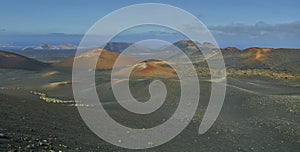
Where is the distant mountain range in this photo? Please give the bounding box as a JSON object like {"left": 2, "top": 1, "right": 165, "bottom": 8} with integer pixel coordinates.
{"left": 0, "top": 40, "right": 299, "bottom": 78}
{"left": 22, "top": 43, "right": 77, "bottom": 51}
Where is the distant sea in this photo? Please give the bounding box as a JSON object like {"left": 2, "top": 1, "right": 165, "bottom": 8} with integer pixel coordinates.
{"left": 0, "top": 34, "right": 83, "bottom": 48}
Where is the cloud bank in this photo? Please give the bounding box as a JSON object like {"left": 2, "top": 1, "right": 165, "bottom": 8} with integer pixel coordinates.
{"left": 209, "top": 21, "right": 300, "bottom": 48}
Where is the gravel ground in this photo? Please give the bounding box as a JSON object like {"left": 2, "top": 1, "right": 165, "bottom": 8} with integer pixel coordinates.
{"left": 0, "top": 76, "right": 300, "bottom": 151}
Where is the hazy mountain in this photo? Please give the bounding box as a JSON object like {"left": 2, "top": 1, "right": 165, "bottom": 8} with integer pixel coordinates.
{"left": 170, "top": 40, "right": 218, "bottom": 54}
{"left": 22, "top": 43, "right": 77, "bottom": 51}
{"left": 0, "top": 50, "right": 49, "bottom": 70}
{"left": 171, "top": 40, "right": 201, "bottom": 55}
{"left": 160, "top": 40, "right": 220, "bottom": 63}
{"left": 102, "top": 42, "right": 154, "bottom": 54}
{"left": 102, "top": 42, "right": 132, "bottom": 53}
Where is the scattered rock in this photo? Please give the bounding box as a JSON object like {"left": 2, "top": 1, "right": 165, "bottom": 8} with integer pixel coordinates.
{"left": 147, "top": 141, "right": 154, "bottom": 146}
{"left": 0, "top": 133, "right": 6, "bottom": 138}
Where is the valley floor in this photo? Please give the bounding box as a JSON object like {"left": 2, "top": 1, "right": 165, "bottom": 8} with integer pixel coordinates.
{"left": 0, "top": 75, "right": 299, "bottom": 151}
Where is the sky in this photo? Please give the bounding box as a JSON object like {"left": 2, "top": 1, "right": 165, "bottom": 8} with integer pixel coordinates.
{"left": 0, "top": 0, "right": 299, "bottom": 48}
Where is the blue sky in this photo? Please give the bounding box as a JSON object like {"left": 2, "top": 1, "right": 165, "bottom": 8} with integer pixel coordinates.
{"left": 0, "top": 0, "right": 299, "bottom": 48}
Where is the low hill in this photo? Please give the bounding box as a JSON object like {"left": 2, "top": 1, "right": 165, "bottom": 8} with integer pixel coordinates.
{"left": 222, "top": 47, "right": 300, "bottom": 73}
{"left": 55, "top": 49, "right": 177, "bottom": 78}
{"left": 54, "top": 48, "right": 138, "bottom": 69}
{"left": 0, "top": 50, "right": 49, "bottom": 70}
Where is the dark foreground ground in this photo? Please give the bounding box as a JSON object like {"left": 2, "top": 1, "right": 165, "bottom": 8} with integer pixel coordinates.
{"left": 0, "top": 71, "right": 299, "bottom": 152}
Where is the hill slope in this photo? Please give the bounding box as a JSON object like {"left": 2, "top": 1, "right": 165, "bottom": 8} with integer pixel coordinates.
{"left": 0, "top": 50, "right": 49, "bottom": 70}
{"left": 55, "top": 49, "right": 177, "bottom": 78}
{"left": 54, "top": 48, "right": 137, "bottom": 69}
{"left": 222, "top": 48, "right": 300, "bottom": 73}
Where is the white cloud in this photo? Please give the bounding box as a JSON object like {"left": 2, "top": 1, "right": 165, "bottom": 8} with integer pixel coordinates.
{"left": 209, "top": 21, "right": 300, "bottom": 38}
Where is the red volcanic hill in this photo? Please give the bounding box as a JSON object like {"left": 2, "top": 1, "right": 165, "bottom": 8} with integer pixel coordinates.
{"left": 244, "top": 47, "right": 272, "bottom": 62}
{"left": 55, "top": 49, "right": 177, "bottom": 78}
{"left": 132, "top": 61, "right": 176, "bottom": 78}
{"left": 0, "top": 50, "right": 49, "bottom": 70}
{"left": 113, "top": 60, "right": 177, "bottom": 79}
{"left": 55, "top": 48, "right": 137, "bottom": 69}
